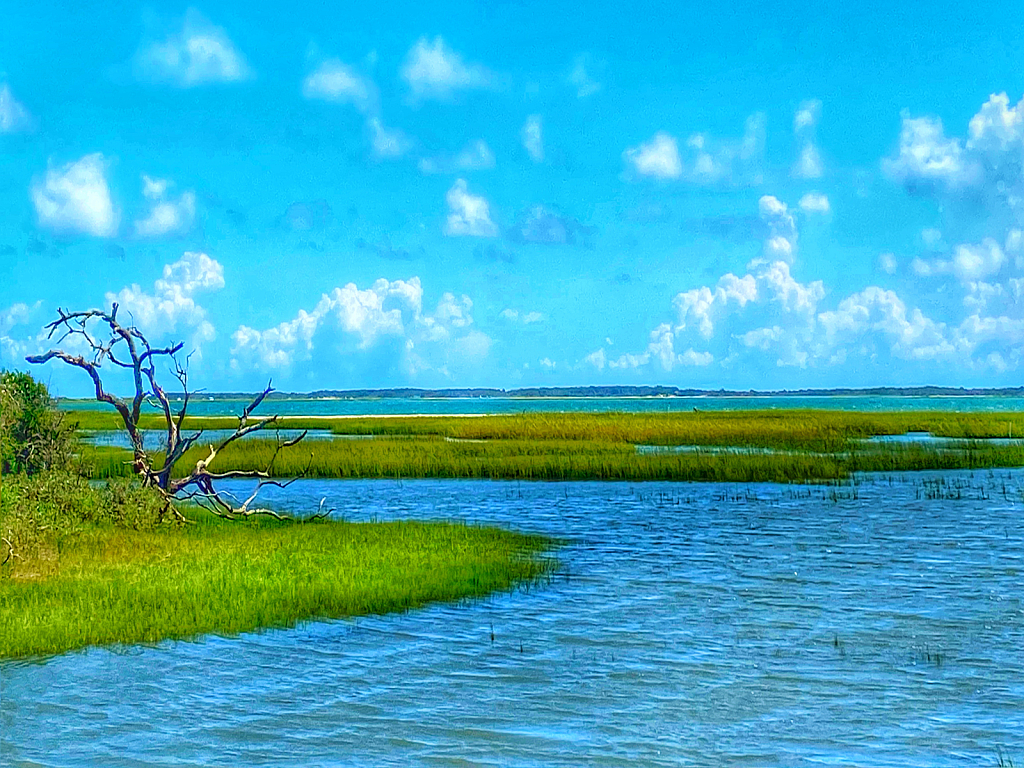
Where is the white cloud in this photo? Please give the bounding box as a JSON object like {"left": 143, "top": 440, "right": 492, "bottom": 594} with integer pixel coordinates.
{"left": 668, "top": 114, "right": 767, "bottom": 186}
{"left": 910, "top": 237, "right": 1007, "bottom": 283}
{"left": 134, "top": 10, "right": 251, "bottom": 87}
{"left": 31, "top": 153, "right": 118, "bottom": 237}
{"left": 568, "top": 55, "right": 601, "bottom": 98}
{"left": 419, "top": 139, "right": 495, "bottom": 174}
{"left": 878, "top": 253, "right": 898, "bottom": 274}
{"left": 444, "top": 179, "right": 498, "bottom": 237}
{"left": 522, "top": 115, "right": 543, "bottom": 162}
{"left": 793, "top": 144, "right": 822, "bottom": 181}
{"left": 679, "top": 349, "right": 714, "bottom": 367}
{"left": 302, "top": 59, "right": 377, "bottom": 114}
{"left": 231, "top": 277, "right": 490, "bottom": 377}
{"left": 584, "top": 348, "right": 606, "bottom": 370}
{"left": 792, "top": 100, "right": 823, "bottom": 179}
{"left": 500, "top": 308, "right": 543, "bottom": 324}
{"left": 798, "top": 192, "right": 830, "bottom": 214}
{"left": 882, "top": 111, "right": 979, "bottom": 191}
{"left": 0, "top": 302, "right": 35, "bottom": 336}
{"left": 106, "top": 252, "right": 224, "bottom": 349}
{"left": 539, "top": 357, "right": 557, "bottom": 370}
{"left": 134, "top": 175, "right": 196, "bottom": 238}
{"left": 0, "top": 83, "right": 33, "bottom": 133}
{"left": 951, "top": 239, "right": 1006, "bottom": 281}
{"left": 401, "top": 37, "right": 490, "bottom": 101}
{"left": 623, "top": 132, "right": 682, "bottom": 179}
{"left": 758, "top": 195, "right": 798, "bottom": 262}
{"left": 605, "top": 323, "right": 715, "bottom": 372}
{"left": 0, "top": 302, "right": 43, "bottom": 365}
{"left": 368, "top": 118, "right": 413, "bottom": 158}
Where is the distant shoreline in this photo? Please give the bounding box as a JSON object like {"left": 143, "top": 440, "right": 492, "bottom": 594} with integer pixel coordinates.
{"left": 56, "top": 386, "right": 1024, "bottom": 404}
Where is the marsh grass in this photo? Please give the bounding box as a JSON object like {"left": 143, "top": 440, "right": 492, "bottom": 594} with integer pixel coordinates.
{"left": 0, "top": 510, "right": 553, "bottom": 659}
{"left": 71, "top": 409, "right": 1024, "bottom": 483}
{"left": 66, "top": 408, "right": 1024, "bottom": 446}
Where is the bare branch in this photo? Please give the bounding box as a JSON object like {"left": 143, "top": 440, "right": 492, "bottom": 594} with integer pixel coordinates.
{"left": 27, "top": 308, "right": 311, "bottom": 521}
{"left": 1, "top": 537, "right": 16, "bottom": 567}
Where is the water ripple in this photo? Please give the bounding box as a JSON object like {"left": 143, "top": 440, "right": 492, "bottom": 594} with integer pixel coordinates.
{"left": 2, "top": 471, "right": 1024, "bottom": 766}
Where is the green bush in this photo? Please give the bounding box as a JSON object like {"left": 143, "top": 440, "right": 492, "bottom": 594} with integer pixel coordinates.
{"left": 1, "top": 472, "right": 170, "bottom": 579}
{"left": 0, "top": 370, "right": 77, "bottom": 475}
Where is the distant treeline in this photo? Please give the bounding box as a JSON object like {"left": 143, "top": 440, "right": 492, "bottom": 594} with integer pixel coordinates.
{"left": 60, "top": 385, "right": 1024, "bottom": 402}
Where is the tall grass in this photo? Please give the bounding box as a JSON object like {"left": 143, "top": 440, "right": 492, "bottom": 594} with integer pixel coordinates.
{"left": 74, "top": 409, "right": 1024, "bottom": 484}
{"left": 0, "top": 513, "right": 553, "bottom": 659}
{"left": 66, "top": 408, "right": 1024, "bottom": 449}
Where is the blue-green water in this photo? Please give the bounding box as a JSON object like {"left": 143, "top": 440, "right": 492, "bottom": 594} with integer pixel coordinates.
{"left": 2, "top": 473, "right": 1023, "bottom": 766}
{"left": 59, "top": 395, "right": 1024, "bottom": 417}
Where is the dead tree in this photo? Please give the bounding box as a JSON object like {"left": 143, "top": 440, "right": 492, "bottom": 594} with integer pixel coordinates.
{"left": 27, "top": 303, "right": 326, "bottom": 521}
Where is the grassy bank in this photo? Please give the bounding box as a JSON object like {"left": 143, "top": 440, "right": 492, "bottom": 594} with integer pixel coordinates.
{"left": 68, "top": 408, "right": 1024, "bottom": 448}
{"left": 77, "top": 423, "right": 1024, "bottom": 483}
{"left": 0, "top": 501, "right": 552, "bottom": 659}
{"left": 85, "top": 436, "right": 850, "bottom": 483}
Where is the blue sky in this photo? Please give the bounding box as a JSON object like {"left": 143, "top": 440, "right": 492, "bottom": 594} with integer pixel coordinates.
{"left": 4, "top": 1, "right": 1024, "bottom": 395}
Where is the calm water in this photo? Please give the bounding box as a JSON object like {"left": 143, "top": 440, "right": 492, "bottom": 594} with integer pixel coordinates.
{"left": 3, "top": 473, "right": 1023, "bottom": 766}
{"left": 60, "top": 394, "right": 1024, "bottom": 417}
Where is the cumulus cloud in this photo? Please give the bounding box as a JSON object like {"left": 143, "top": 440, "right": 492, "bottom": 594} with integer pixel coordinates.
{"left": 586, "top": 324, "right": 713, "bottom": 373}
{"left": 31, "top": 153, "right": 118, "bottom": 237}
{"left": 134, "top": 10, "right": 251, "bottom": 87}
{"left": 911, "top": 238, "right": 1007, "bottom": 282}
{"left": 792, "top": 100, "right": 823, "bottom": 179}
{"left": 758, "top": 195, "right": 799, "bottom": 262}
{"left": 0, "top": 83, "right": 33, "bottom": 133}
{"left": 418, "top": 139, "right": 495, "bottom": 174}
{"left": 605, "top": 188, "right": 1024, "bottom": 375}
{"left": 798, "top": 192, "right": 830, "bottom": 214}
{"left": 883, "top": 112, "right": 976, "bottom": 192}
{"left": 231, "top": 277, "right": 490, "bottom": 378}
{"left": 597, "top": 192, "right": 990, "bottom": 374}
{"left": 879, "top": 93, "right": 1024, "bottom": 363}
{"left": 0, "top": 301, "right": 44, "bottom": 365}
{"left": 134, "top": 175, "right": 196, "bottom": 238}
{"left": 881, "top": 92, "right": 1024, "bottom": 198}
{"left": 444, "top": 179, "right": 498, "bottom": 237}
{"left": 302, "top": 58, "right": 378, "bottom": 114}
{"left": 105, "top": 252, "right": 224, "bottom": 350}
{"left": 500, "top": 308, "right": 543, "bottom": 324}
{"left": 683, "top": 114, "right": 766, "bottom": 186}
{"left": 568, "top": 55, "right": 601, "bottom": 98}
{"left": 522, "top": 115, "right": 543, "bottom": 162}
{"left": 623, "top": 132, "right": 682, "bottom": 179}
{"left": 401, "top": 37, "right": 490, "bottom": 101}
{"left": 368, "top": 118, "right": 413, "bottom": 158}
{"left": 624, "top": 116, "right": 766, "bottom": 185}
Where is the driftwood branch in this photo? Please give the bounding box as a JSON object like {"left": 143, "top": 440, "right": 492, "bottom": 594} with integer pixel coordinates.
{"left": 26, "top": 305, "right": 314, "bottom": 521}
{"left": 1, "top": 537, "right": 16, "bottom": 567}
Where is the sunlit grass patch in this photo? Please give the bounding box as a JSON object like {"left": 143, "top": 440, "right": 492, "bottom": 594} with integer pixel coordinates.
{"left": 72, "top": 409, "right": 1024, "bottom": 484}
{"left": 0, "top": 513, "right": 553, "bottom": 659}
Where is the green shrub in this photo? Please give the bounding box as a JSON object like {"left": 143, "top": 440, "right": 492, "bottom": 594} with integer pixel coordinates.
{"left": 1, "top": 473, "right": 169, "bottom": 579}
{"left": 0, "top": 370, "right": 77, "bottom": 475}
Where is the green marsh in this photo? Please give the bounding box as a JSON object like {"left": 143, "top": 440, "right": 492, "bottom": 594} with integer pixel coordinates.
{"left": 74, "top": 409, "right": 1024, "bottom": 483}
{"left": 0, "top": 501, "right": 552, "bottom": 659}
